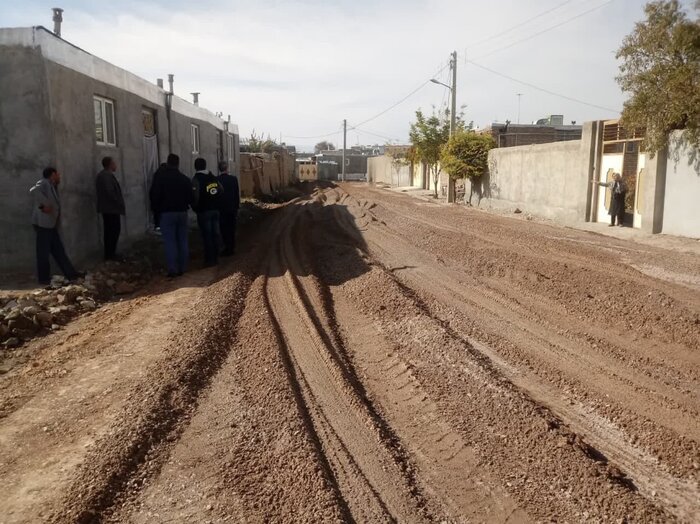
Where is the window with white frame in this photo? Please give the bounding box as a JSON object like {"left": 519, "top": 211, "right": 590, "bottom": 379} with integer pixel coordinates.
{"left": 191, "top": 124, "right": 200, "bottom": 154}
{"left": 94, "top": 96, "right": 116, "bottom": 146}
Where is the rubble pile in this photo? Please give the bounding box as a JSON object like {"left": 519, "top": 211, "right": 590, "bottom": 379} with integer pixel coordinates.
{"left": 0, "top": 254, "right": 157, "bottom": 352}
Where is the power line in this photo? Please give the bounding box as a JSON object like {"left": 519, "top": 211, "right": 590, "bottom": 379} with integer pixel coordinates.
{"left": 284, "top": 61, "right": 448, "bottom": 143}
{"left": 347, "top": 125, "right": 398, "bottom": 142}
{"left": 466, "top": 0, "right": 574, "bottom": 49}
{"left": 351, "top": 61, "right": 450, "bottom": 129}
{"left": 472, "top": 0, "right": 617, "bottom": 61}
{"left": 467, "top": 60, "right": 619, "bottom": 113}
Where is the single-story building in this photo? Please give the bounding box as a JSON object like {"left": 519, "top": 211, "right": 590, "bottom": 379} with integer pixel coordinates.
{"left": 0, "top": 26, "right": 241, "bottom": 272}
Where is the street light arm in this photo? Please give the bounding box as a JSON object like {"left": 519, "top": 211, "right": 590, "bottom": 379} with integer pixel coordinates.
{"left": 430, "top": 78, "right": 452, "bottom": 90}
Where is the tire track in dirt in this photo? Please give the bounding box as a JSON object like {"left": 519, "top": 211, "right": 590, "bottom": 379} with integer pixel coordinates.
{"left": 354, "top": 189, "right": 700, "bottom": 466}
{"left": 326, "top": 184, "right": 691, "bottom": 521}
{"left": 263, "top": 204, "right": 434, "bottom": 522}
{"left": 0, "top": 274, "right": 215, "bottom": 524}
{"left": 46, "top": 259, "right": 259, "bottom": 522}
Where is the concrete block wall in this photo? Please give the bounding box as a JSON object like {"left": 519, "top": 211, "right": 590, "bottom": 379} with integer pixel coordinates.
{"left": 0, "top": 27, "right": 239, "bottom": 273}
{"left": 0, "top": 45, "right": 55, "bottom": 268}
{"left": 478, "top": 122, "right": 596, "bottom": 222}
{"left": 367, "top": 155, "right": 412, "bottom": 186}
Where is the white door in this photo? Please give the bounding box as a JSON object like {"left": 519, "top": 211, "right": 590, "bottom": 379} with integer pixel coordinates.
{"left": 597, "top": 154, "right": 623, "bottom": 223}
{"left": 633, "top": 154, "right": 645, "bottom": 229}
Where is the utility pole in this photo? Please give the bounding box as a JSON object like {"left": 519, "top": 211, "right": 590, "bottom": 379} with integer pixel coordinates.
{"left": 342, "top": 119, "right": 347, "bottom": 182}
{"left": 516, "top": 93, "right": 523, "bottom": 124}
{"left": 447, "top": 50, "right": 457, "bottom": 203}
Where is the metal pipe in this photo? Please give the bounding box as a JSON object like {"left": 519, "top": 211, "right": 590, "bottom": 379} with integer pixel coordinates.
{"left": 52, "top": 8, "right": 63, "bottom": 37}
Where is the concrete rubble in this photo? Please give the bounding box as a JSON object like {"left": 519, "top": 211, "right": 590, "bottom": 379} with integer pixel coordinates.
{"left": 0, "top": 255, "right": 155, "bottom": 353}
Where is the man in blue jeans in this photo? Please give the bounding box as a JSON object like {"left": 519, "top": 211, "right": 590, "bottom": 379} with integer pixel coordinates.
{"left": 191, "top": 158, "right": 224, "bottom": 267}
{"left": 149, "top": 154, "right": 193, "bottom": 278}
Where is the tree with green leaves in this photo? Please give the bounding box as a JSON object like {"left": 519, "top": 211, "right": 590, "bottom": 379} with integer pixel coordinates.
{"left": 616, "top": 0, "right": 700, "bottom": 155}
{"left": 409, "top": 108, "right": 456, "bottom": 198}
{"left": 314, "top": 141, "right": 336, "bottom": 154}
{"left": 441, "top": 131, "right": 495, "bottom": 205}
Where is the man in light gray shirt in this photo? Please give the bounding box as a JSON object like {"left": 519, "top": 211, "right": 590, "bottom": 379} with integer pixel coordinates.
{"left": 30, "top": 167, "right": 81, "bottom": 285}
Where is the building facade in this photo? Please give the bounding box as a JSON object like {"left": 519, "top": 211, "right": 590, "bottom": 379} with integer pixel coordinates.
{"left": 0, "top": 26, "right": 240, "bottom": 272}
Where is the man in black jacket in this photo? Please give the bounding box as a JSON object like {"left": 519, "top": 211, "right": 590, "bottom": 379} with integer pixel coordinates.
{"left": 191, "top": 158, "right": 224, "bottom": 267}
{"left": 150, "top": 154, "right": 193, "bottom": 277}
{"left": 96, "top": 156, "right": 126, "bottom": 261}
{"left": 217, "top": 161, "right": 240, "bottom": 256}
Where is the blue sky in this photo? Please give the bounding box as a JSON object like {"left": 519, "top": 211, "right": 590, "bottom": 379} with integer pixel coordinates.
{"left": 1, "top": 1, "right": 685, "bottom": 149}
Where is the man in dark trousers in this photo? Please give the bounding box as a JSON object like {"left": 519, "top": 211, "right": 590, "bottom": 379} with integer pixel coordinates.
{"left": 594, "top": 172, "right": 627, "bottom": 227}
{"left": 150, "top": 154, "right": 193, "bottom": 278}
{"left": 191, "top": 158, "right": 224, "bottom": 267}
{"left": 30, "top": 167, "right": 83, "bottom": 285}
{"left": 217, "top": 161, "right": 240, "bottom": 256}
{"left": 96, "top": 156, "right": 126, "bottom": 260}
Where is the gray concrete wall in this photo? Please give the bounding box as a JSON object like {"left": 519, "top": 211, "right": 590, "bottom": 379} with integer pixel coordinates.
{"left": 367, "top": 155, "right": 411, "bottom": 186}
{"left": 478, "top": 123, "right": 595, "bottom": 222}
{"left": 0, "top": 27, "right": 240, "bottom": 273}
{"left": 661, "top": 132, "right": 700, "bottom": 238}
{"left": 0, "top": 45, "right": 55, "bottom": 270}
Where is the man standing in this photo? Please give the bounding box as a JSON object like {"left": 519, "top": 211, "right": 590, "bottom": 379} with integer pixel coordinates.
{"left": 191, "top": 158, "right": 224, "bottom": 267}
{"left": 150, "top": 154, "right": 193, "bottom": 278}
{"left": 96, "top": 156, "right": 126, "bottom": 260}
{"left": 217, "top": 161, "right": 240, "bottom": 256}
{"left": 30, "top": 167, "right": 82, "bottom": 285}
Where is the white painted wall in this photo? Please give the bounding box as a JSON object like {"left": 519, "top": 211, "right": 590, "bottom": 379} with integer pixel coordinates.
{"left": 662, "top": 132, "right": 700, "bottom": 238}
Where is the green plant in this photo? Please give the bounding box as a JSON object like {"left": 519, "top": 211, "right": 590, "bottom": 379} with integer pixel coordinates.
{"left": 441, "top": 130, "right": 495, "bottom": 204}
{"left": 409, "top": 108, "right": 455, "bottom": 197}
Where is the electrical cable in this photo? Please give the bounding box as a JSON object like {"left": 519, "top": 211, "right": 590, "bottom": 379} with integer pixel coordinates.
{"left": 466, "top": 0, "right": 575, "bottom": 49}
{"left": 347, "top": 125, "right": 398, "bottom": 142}
{"left": 350, "top": 61, "right": 450, "bottom": 129}
{"left": 472, "top": 0, "right": 617, "bottom": 60}
{"left": 467, "top": 60, "right": 619, "bottom": 113}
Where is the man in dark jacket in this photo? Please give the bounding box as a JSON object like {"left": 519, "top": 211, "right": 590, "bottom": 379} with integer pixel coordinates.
{"left": 30, "top": 167, "right": 83, "bottom": 285}
{"left": 191, "top": 158, "right": 224, "bottom": 267}
{"left": 96, "top": 156, "right": 126, "bottom": 260}
{"left": 150, "top": 154, "right": 194, "bottom": 278}
{"left": 594, "top": 172, "right": 627, "bottom": 227}
{"left": 217, "top": 161, "right": 240, "bottom": 256}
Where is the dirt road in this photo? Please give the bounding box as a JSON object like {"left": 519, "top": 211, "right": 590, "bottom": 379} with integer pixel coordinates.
{"left": 1, "top": 182, "right": 698, "bottom": 523}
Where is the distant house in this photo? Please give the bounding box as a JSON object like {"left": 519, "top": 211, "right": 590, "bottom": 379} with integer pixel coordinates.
{"left": 489, "top": 115, "right": 582, "bottom": 147}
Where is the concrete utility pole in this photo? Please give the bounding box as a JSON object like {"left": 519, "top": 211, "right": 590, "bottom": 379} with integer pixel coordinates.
{"left": 342, "top": 119, "right": 347, "bottom": 182}
{"left": 447, "top": 50, "right": 457, "bottom": 203}
{"left": 516, "top": 93, "right": 523, "bottom": 124}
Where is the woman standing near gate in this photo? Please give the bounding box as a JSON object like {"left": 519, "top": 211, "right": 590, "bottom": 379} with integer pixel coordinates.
{"left": 594, "top": 172, "right": 627, "bottom": 227}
